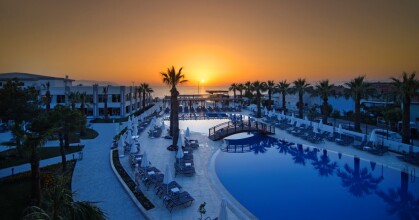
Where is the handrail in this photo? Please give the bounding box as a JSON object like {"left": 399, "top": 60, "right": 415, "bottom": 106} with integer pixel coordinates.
{"left": 208, "top": 120, "right": 275, "bottom": 140}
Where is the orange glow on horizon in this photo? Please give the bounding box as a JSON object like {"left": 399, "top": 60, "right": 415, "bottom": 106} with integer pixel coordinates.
{"left": 0, "top": 1, "right": 418, "bottom": 86}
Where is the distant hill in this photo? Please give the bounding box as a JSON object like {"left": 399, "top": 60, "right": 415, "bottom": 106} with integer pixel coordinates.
{"left": 73, "top": 80, "right": 119, "bottom": 86}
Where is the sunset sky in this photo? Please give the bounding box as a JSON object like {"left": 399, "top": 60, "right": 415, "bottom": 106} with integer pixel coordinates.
{"left": 1, "top": 0, "right": 418, "bottom": 86}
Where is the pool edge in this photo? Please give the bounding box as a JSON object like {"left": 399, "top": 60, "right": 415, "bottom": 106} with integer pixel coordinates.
{"left": 208, "top": 148, "right": 258, "bottom": 220}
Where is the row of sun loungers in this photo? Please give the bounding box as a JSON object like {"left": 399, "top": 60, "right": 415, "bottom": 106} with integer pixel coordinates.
{"left": 170, "top": 106, "right": 242, "bottom": 114}
{"left": 133, "top": 164, "right": 195, "bottom": 212}
{"left": 164, "top": 191, "right": 195, "bottom": 212}
{"left": 175, "top": 147, "right": 196, "bottom": 176}
{"left": 148, "top": 126, "right": 162, "bottom": 138}
{"left": 352, "top": 139, "right": 389, "bottom": 155}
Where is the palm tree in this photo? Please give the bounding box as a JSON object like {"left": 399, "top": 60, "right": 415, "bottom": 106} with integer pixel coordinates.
{"left": 391, "top": 72, "right": 419, "bottom": 144}
{"left": 236, "top": 83, "right": 244, "bottom": 105}
{"left": 43, "top": 81, "right": 52, "bottom": 112}
{"left": 229, "top": 83, "right": 238, "bottom": 102}
{"left": 43, "top": 177, "right": 107, "bottom": 219}
{"left": 266, "top": 80, "right": 275, "bottom": 110}
{"left": 251, "top": 81, "right": 267, "bottom": 118}
{"left": 336, "top": 157, "right": 383, "bottom": 197}
{"left": 0, "top": 79, "right": 40, "bottom": 157}
{"left": 276, "top": 80, "right": 290, "bottom": 111}
{"left": 161, "top": 66, "right": 188, "bottom": 148}
{"left": 137, "top": 86, "right": 143, "bottom": 109}
{"left": 139, "top": 83, "right": 153, "bottom": 109}
{"left": 78, "top": 92, "right": 87, "bottom": 116}
{"left": 344, "top": 76, "right": 375, "bottom": 131}
{"left": 23, "top": 177, "right": 106, "bottom": 220}
{"left": 102, "top": 86, "right": 109, "bottom": 120}
{"left": 292, "top": 78, "right": 311, "bottom": 119}
{"left": 50, "top": 105, "right": 84, "bottom": 171}
{"left": 311, "top": 80, "right": 335, "bottom": 124}
{"left": 68, "top": 91, "right": 80, "bottom": 110}
{"left": 25, "top": 112, "right": 54, "bottom": 206}
{"left": 244, "top": 81, "right": 253, "bottom": 104}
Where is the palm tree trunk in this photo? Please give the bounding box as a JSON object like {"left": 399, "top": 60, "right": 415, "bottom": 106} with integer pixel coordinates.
{"left": 171, "top": 87, "right": 180, "bottom": 146}
{"left": 354, "top": 97, "right": 361, "bottom": 131}
{"left": 268, "top": 91, "right": 272, "bottom": 110}
{"left": 30, "top": 146, "right": 41, "bottom": 206}
{"left": 14, "top": 122, "right": 24, "bottom": 157}
{"left": 282, "top": 93, "right": 286, "bottom": 111}
{"left": 46, "top": 92, "right": 51, "bottom": 112}
{"left": 256, "top": 92, "right": 262, "bottom": 118}
{"left": 402, "top": 98, "right": 411, "bottom": 144}
{"left": 142, "top": 93, "right": 146, "bottom": 109}
{"left": 322, "top": 98, "right": 329, "bottom": 124}
{"left": 104, "top": 99, "right": 108, "bottom": 120}
{"left": 59, "top": 131, "right": 67, "bottom": 171}
{"left": 298, "top": 94, "right": 303, "bottom": 119}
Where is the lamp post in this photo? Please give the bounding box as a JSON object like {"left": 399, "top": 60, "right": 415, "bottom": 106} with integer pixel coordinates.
{"left": 198, "top": 80, "right": 200, "bottom": 96}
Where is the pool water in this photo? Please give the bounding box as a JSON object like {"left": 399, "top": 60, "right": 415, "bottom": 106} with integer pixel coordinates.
{"left": 215, "top": 135, "right": 419, "bottom": 220}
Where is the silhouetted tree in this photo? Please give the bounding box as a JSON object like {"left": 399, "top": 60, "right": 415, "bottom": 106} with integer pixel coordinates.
{"left": 311, "top": 80, "right": 335, "bottom": 124}
{"left": 276, "top": 80, "right": 290, "bottom": 111}
{"left": 292, "top": 78, "right": 311, "bottom": 119}
{"left": 391, "top": 72, "right": 419, "bottom": 144}
{"left": 161, "top": 66, "right": 188, "bottom": 147}
{"left": 266, "top": 80, "right": 275, "bottom": 110}
{"left": 344, "top": 76, "right": 375, "bottom": 131}
{"left": 251, "top": 81, "right": 267, "bottom": 118}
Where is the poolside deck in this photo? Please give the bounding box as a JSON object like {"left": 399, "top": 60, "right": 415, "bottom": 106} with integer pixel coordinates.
{"left": 2, "top": 106, "right": 418, "bottom": 220}
{"left": 117, "top": 109, "right": 418, "bottom": 219}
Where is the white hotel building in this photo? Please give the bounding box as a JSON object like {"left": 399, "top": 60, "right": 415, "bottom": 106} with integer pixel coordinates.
{"left": 0, "top": 72, "right": 146, "bottom": 119}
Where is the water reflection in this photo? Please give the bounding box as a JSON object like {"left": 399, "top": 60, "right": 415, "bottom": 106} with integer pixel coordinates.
{"left": 312, "top": 149, "right": 338, "bottom": 177}
{"left": 288, "top": 144, "right": 318, "bottom": 166}
{"left": 217, "top": 134, "right": 419, "bottom": 220}
{"left": 337, "top": 157, "right": 384, "bottom": 197}
{"left": 275, "top": 139, "right": 293, "bottom": 155}
{"left": 376, "top": 171, "right": 419, "bottom": 220}
{"left": 224, "top": 134, "right": 278, "bottom": 154}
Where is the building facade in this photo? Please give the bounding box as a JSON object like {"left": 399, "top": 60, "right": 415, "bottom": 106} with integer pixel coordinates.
{"left": 0, "top": 72, "right": 147, "bottom": 119}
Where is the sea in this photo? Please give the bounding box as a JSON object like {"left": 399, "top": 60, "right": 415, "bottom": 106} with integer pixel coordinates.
{"left": 152, "top": 86, "right": 230, "bottom": 99}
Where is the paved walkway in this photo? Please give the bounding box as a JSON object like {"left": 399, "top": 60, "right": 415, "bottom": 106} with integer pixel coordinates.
{"left": 71, "top": 123, "right": 146, "bottom": 219}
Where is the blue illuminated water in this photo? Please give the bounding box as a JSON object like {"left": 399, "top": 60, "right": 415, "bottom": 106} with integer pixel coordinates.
{"left": 215, "top": 135, "right": 419, "bottom": 220}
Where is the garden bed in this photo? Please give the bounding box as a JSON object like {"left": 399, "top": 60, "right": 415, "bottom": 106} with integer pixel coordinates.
{"left": 111, "top": 150, "right": 154, "bottom": 210}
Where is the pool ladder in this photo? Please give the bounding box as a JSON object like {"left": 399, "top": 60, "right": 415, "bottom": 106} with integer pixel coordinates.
{"left": 403, "top": 167, "right": 416, "bottom": 183}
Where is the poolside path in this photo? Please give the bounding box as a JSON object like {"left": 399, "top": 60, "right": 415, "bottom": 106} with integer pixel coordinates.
{"left": 71, "top": 122, "right": 146, "bottom": 219}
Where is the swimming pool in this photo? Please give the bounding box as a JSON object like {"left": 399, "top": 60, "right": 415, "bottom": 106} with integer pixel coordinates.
{"left": 215, "top": 134, "right": 419, "bottom": 220}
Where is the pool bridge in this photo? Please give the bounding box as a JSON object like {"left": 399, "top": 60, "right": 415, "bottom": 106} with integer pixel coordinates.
{"left": 208, "top": 120, "right": 275, "bottom": 141}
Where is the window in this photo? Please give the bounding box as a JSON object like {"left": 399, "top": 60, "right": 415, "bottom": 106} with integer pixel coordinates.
{"left": 85, "top": 95, "right": 93, "bottom": 103}
{"left": 112, "top": 94, "right": 121, "bottom": 102}
{"left": 98, "top": 95, "right": 108, "bottom": 103}
{"left": 56, "top": 95, "right": 65, "bottom": 103}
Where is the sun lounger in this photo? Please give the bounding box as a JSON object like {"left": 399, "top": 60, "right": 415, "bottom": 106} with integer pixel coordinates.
{"left": 164, "top": 191, "right": 195, "bottom": 212}
{"left": 174, "top": 162, "right": 195, "bottom": 176}
{"left": 156, "top": 181, "right": 183, "bottom": 198}
{"left": 184, "top": 137, "right": 199, "bottom": 148}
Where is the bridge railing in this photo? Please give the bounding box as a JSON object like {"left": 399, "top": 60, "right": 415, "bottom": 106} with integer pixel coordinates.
{"left": 208, "top": 120, "right": 275, "bottom": 140}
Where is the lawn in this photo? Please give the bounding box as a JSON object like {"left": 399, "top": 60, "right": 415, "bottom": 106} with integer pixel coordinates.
{"left": 0, "top": 145, "right": 83, "bottom": 169}
{"left": 0, "top": 160, "right": 76, "bottom": 220}
{"left": 80, "top": 128, "right": 99, "bottom": 139}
